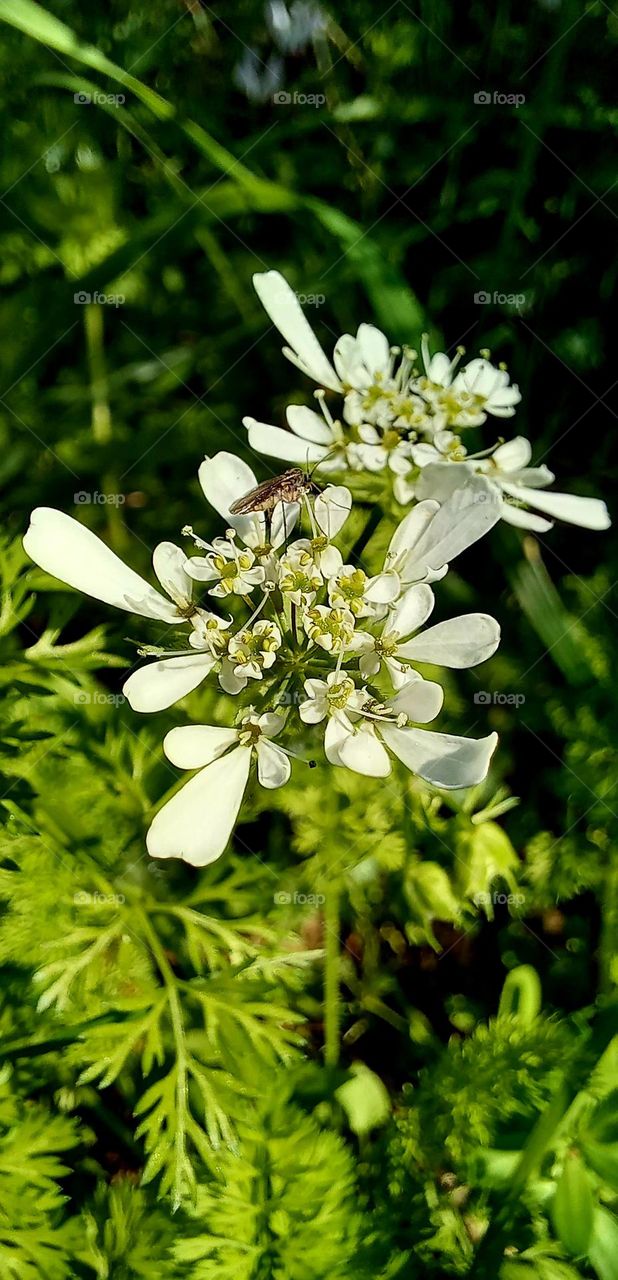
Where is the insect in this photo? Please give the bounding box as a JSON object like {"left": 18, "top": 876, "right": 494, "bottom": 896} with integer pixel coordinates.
{"left": 229, "top": 467, "right": 317, "bottom": 516}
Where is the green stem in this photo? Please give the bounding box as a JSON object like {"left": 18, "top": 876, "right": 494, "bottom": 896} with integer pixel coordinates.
{"left": 348, "top": 503, "right": 385, "bottom": 566}
{"left": 84, "top": 303, "right": 126, "bottom": 551}
{"left": 323, "top": 877, "right": 341, "bottom": 1068}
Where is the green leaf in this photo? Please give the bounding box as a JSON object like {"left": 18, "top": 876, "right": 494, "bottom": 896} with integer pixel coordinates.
{"left": 335, "top": 1063, "right": 391, "bottom": 1136}
{"left": 551, "top": 1151, "right": 595, "bottom": 1258}
{"left": 589, "top": 1207, "right": 618, "bottom": 1280}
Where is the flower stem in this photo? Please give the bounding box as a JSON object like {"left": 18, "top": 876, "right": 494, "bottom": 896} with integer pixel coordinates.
{"left": 323, "top": 875, "right": 341, "bottom": 1067}
{"left": 348, "top": 502, "right": 384, "bottom": 565}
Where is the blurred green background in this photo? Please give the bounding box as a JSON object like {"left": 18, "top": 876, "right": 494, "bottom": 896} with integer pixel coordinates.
{"left": 0, "top": 2, "right": 617, "bottom": 1276}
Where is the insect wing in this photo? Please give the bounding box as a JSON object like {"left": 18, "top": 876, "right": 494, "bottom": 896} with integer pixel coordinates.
{"left": 229, "top": 476, "right": 285, "bottom": 514}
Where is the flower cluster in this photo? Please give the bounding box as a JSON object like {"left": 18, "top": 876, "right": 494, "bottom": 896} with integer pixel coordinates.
{"left": 245, "top": 271, "right": 610, "bottom": 533}
{"left": 24, "top": 456, "right": 503, "bottom": 867}
{"left": 23, "top": 272, "right": 610, "bottom": 870}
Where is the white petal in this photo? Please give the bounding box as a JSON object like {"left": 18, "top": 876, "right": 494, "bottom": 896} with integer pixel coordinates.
{"left": 492, "top": 437, "right": 531, "bottom": 472}
{"left": 352, "top": 443, "right": 388, "bottom": 472}
{"left": 152, "top": 542, "right": 193, "bottom": 609}
{"left": 415, "top": 461, "right": 477, "bottom": 503}
{"left": 337, "top": 724, "right": 391, "bottom": 777}
{"left": 426, "top": 351, "right": 453, "bottom": 385}
{"left": 319, "top": 545, "right": 343, "bottom": 577}
{"left": 324, "top": 712, "right": 353, "bottom": 765}
{"left": 271, "top": 500, "right": 300, "bottom": 548}
{"left": 252, "top": 271, "right": 342, "bottom": 392}
{"left": 199, "top": 453, "right": 264, "bottom": 547}
{"left": 391, "top": 584, "right": 435, "bottom": 637}
{"left": 387, "top": 500, "right": 440, "bottom": 562}
{"left": 364, "top": 572, "right": 401, "bottom": 605}
{"left": 512, "top": 466, "right": 555, "bottom": 488}
{"left": 256, "top": 711, "right": 286, "bottom": 738}
{"left": 147, "top": 747, "right": 251, "bottom": 866}
{"left": 23, "top": 508, "right": 179, "bottom": 622}
{"left": 397, "top": 614, "right": 501, "bottom": 668}
{"left": 391, "top": 677, "right": 444, "bottom": 723}
{"left": 501, "top": 483, "right": 611, "bottom": 531}
{"left": 382, "top": 726, "right": 498, "bottom": 789}
{"left": 244, "top": 418, "right": 328, "bottom": 466}
{"left": 123, "top": 653, "right": 216, "bottom": 713}
{"left": 356, "top": 323, "right": 391, "bottom": 374}
{"left": 256, "top": 739, "right": 291, "bottom": 789}
{"left": 404, "top": 476, "right": 501, "bottom": 578}
{"left": 286, "top": 404, "right": 334, "bottom": 445}
{"left": 499, "top": 501, "right": 553, "bottom": 533}
{"left": 163, "top": 723, "right": 239, "bottom": 768}
{"left": 333, "top": 333, "right": 367, "bottom": 387}
{"left": 314, "top": 486, "right": 352, "bottom": 538}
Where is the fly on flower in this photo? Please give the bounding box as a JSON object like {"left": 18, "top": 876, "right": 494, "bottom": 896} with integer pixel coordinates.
{"left": 229, "top": 467, "right": 316, "bottom": 515}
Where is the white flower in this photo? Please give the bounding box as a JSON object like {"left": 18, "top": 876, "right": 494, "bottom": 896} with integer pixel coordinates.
{"left": 185, "top": 534, "right": 266, "bottom": 598}
{"left": 147, "top": 712, "right": 290, "bottom": 867}
{"left": 299, "top": 671, "right": 368, "bottom": 724}
{"left": 450, "top": 357, "right": 521, "bottom": 424}
{"left": 303, "top": 604, "right": 357, "bottom": 653}
{"left": 416, "top": 439, "right": 611, "bottom": 533}
{"left": 244, "top": 404, "right": 346, "bottom": 472}
{"left": 419, "top": 335, "right": 460, "bottom": 389}
{"left": 333, "top": 322, "right": 392, "bottom": 392}
{"left": 354, "top": 582, "right": 500, "bottom": 689}
{"left": 347, "top": 426, "right": 413, "bottom": 476}
{"left": 278, "top": 543, "right": 322, "bottom": 605}
{"left": 384, "top": 475, "right": 502, "bottom": 588}
{"left": 224, "top": 619, "right": 282, "bottom": 690}
{"left": 304, "top": 675, "right": 498, "bottom": 787}
{"left": 253, "top": 271, "right": 342, "bottom": 391}
{"left": 23, "top": 509, "right": 198, "bottom": 624}
{"left": 484, "top": 437, "right": 611, "bottom": 532}
{"left": 327, "top": 564, "right": 399, "bottom": 618}
{"left": 124, "top": 612, "right": 232, "bottom": 713}
{"left": 327, "top": 681, "right": 498, "bottom": 787}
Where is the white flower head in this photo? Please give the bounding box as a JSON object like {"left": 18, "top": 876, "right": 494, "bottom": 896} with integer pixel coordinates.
{"left": 327, "top": 564, "right": 399, "bottom": 619}
{"left": 303, "top": 604, "right": 357, "bottom": 654}
{"left": 147, "top": 711, "right": 289, "bottom": 867}
{"left": 185, "top": 535, "right": 266, "bottom": 598}
{"left": 416, "top": 439, "right": 611, "bottom": 534}
{"left": 451, "top": 357, "right": 521, "bottom": 423}
{"left": 219, "top": 614, "right": 282, "bottom": 694}
{"left": 353, "top": 582, "right": 500, "bottom": 690}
